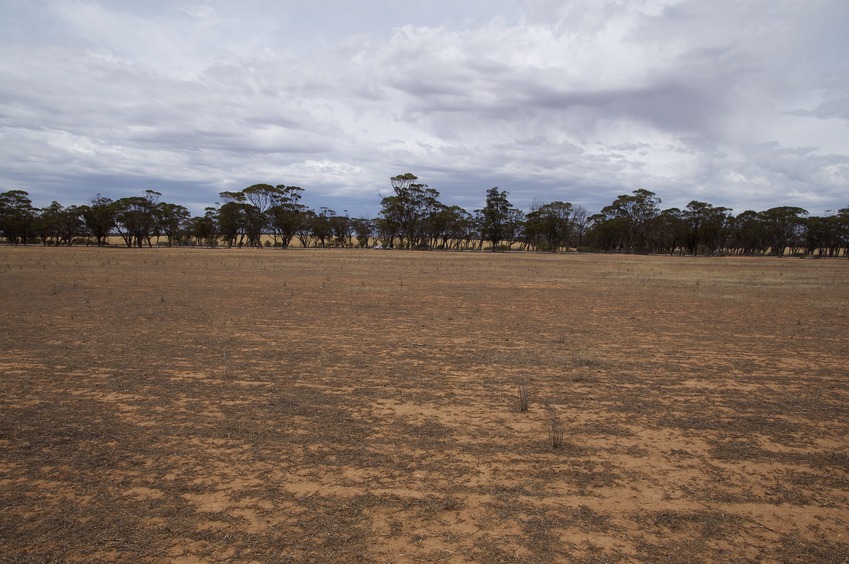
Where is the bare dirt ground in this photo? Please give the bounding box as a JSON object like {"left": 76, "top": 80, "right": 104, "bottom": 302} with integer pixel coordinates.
{"left": 1, "top": 247, "right": 848, "bottom": 563}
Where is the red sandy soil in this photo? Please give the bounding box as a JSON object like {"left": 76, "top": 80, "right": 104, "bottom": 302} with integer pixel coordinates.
{"left": 1, "top": 247, "right": 847, "bottom": 562}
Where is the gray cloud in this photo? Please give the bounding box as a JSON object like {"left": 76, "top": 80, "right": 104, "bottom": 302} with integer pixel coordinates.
{"left": 1, "top": 0, "right": 847, "bottom": 217}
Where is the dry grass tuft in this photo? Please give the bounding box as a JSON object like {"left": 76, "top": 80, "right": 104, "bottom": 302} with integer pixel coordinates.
{"left": 517, "top": 381, "right": 530, "bottom": 412}
{"left": 548, "top": 409, "right": 565, "bottom": 449}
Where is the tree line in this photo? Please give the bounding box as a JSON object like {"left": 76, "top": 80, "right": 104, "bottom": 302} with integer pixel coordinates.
{"left": 1, "top": 174, "right": 848, "bottom": 257}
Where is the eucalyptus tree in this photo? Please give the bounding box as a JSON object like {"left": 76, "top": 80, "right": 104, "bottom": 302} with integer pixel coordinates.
{"left": 505, "top": 208, "right": 526, "bottom": 250}
{"left": 113, "top": 190, "right": 161, "bottom": 247}
{"left": 295, "top": 209, "right": 316, "bottom": 248}
{"left": 329, "top": 213, "right": 352, "bottom": 247}
{"left": 190, "top": 207, "right": 219, "bottom": 247}
{"left": 217, "top": 184, "right": 281, "bottom": 247}
{"left": 311, "top": 208, "right": 335, "bottom": 248}
{"left": 840, "top": 208, "right": 849, "bottom": 258}
{"left": 570, "top": 205, "right": 590, "bottom": 248}
{"left": 34, "top": 202, "right": 83, "bottom": 246}
{"left": 351, "top": 217, "right": 375, "bottom": 248}
{"left": 586, "top": 213, "right": 616, "bottom": 252}
{"left": 804, "top": 214, "right": 842, "bottom": 257}
{"left": 759, "top": 206, "right": 808, "bottom": 255}
{"left": 79, "top": 195, "right": 116, "bottom": 246}
{"left": 34, "top": 201, "right": 65, "bottom": 245}
{"left": 525, "top": 201, "right": 573, "bottom": 252}
{"left": 478, "top": 187, "right": 519, "bottom": 251}
{"left": 595, "top": 189, "right": 661, "bottom": 252}
{"left": 379, "top": 173, "right": 443, "bottom": 249}
{"left": 156, "top": 202, "right": 191, "bottom": 247}
{"left": 683, "top": 201, "right": 733, "bottom": 255}
{"left": 216, "top": 200, "right": 247, "bottom": 247}
{"left": 650, "top": 208, "right": 687, "bottom": 255}
{"left": 374, "top": 215, "right": 398, "bottom": 248}
{"left": 56, "top": 205, "right": 84, "bottom": 245}
{"left": 725, "top": 211, "right": 763, "bottom": 255}
{"left": 446, "top": 206, "right": 476, "bottom": 250}
{"left": 268, "top": 185, "right": 305, "bottom": 247}
{"left": 425, "top": 205, "right": 473, "bottom": 250}
{"left": 0, "top": 190, "right": 36, "bottom": 245}
{"left": 235, "top": 184, "right": 281, "bottom": 247}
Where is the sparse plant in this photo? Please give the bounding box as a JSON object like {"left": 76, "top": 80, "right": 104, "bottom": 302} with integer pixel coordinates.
{"left": 549, "top": 409, "right": 565, "bottom": 449}
{"left": 517, "top": 382, "right": 530, "bottom": 412}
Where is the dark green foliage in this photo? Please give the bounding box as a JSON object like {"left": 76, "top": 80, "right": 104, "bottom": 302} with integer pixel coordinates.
{"left": 2, "top": 183, "right": 847, "bottom": 256}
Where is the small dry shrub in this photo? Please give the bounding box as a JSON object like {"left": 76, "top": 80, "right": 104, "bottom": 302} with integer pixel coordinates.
{"left": 548, "top": 410, "right": 565, "bottom": 449}
{"left": 517, "top": 382, "right": 530, "bottom": 412}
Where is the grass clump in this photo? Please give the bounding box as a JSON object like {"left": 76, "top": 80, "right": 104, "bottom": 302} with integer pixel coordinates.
{"left": 548, "top": 409, "right": 565, "bottom": 449}
{"left": 517, "top": 382, "right": 530, "bottom": 412}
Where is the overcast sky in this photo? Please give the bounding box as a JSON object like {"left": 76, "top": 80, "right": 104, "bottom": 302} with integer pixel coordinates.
{"left": 2, "top": 0, "right": 847, "bottom": 217}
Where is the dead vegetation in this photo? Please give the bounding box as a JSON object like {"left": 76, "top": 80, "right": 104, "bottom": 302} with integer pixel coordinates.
{"left": 1, "top": 248, "right": 848, "bottom": 562}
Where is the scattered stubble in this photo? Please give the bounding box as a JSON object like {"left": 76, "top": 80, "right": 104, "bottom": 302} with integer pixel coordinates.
{"left": 1, "top": 247, "right": 848, "bottom": 562}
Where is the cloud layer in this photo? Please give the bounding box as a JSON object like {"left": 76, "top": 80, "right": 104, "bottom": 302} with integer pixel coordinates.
{"left": 1, "top": 0, "right": 848, "bottom": 216}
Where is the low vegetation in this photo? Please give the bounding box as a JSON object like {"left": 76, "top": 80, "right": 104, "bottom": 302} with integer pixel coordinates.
{"left": 1, "top": 248, "right": 847, "bottom": 562}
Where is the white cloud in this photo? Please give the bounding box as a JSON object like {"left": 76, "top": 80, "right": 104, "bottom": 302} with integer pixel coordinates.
{"left": 0, "top": 0, "right": 847, "bottom": 215}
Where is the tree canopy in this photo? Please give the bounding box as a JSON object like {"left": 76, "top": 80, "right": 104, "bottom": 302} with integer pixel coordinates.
{"left": 1, "top": 178, "right": 846, "bottom": 257}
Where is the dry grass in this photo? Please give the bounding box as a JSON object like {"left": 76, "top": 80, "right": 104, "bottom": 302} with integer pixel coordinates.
{"left": 548, "top": 410, "right": 565, "bottom": 450}
{"left": 517, "top": 382, "right": 530, "bottom": 413}
{"left": 1, "top": 248, "right": 848, "bottom": 562}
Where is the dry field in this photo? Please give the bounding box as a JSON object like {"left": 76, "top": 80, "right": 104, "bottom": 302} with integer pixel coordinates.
{"left": 1, "top": 247, "right": 848, "bottom": 563}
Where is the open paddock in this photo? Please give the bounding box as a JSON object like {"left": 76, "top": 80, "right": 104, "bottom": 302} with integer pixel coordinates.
{"left": 1, "top": 247, "right": 848, "bottom": 562}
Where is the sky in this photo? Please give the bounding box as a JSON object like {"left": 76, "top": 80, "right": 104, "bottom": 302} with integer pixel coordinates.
{"left": 1, "top": 0, "right": 848, "bottom": 218}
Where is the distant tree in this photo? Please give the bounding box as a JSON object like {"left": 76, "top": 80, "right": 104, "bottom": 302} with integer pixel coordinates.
{"left": 379, "top": 173, "right": 443, "bottom": 249}
{"left": 0, "top": 190, "right": 36, "bottom": 245}
{"left": 425, "top": 205, "right": 472, "bottom": 249}
{"left": 241, "top": 184, "right": 291, "bottom": 247}
{"left": 523, "top": 202, "right": 543, "bottom": 251}
{"left": 570, "top": 205, "right": 590, "bottom": 248}
{"left": 268, "top": 185, "right": 305, "bottom": 248}
{"left": 311, "top": 208, "right": 335, "bottom": 248}
{"left": 802, "top": 212, "right": 849, "bottom": 257}
{"left": 447, "top": 206, "right": 476, "bottom": 250}
{"left": 525, "top": 201, "right": 573, "bottom": 252}
{"left": 190, "top": 207, "right": 219, "bottom": 247}
{"left": 33, "top": 202, "right": 83, "bottom": 246}
{"left": 57, "top": 205, "right": 84, "bottom": 245}
{"left": 79, "top": 195, "right": 116, "bottom": 246}
{"left": 329, "top": 213, "right": 352, "bottom": 247}
{"left": 351, "top": 217, "right": 375, "bottom": 248}
{"left": 586, "top": 212, "right": 619, "bottom": 252}
{"left": 650, "top": 208, "right": 687, "bottom": 255}
{"left": 217, "top": 194, "right": 248, "bottom": 247}
{"left": 589, "top": 189, "right": 661, "bottom": 252}
{"left": 606, "top": 189, "right": 662, "bottom": 252}
{"left": 504, "top": 208, "right": 526, "bottom": 249}
{"left": 759, "top": 206, "right": 808, "bottom": 256}
{"left": 295, "top": 209, "right": 317, "bottom": 248}
{"left": 478, "top": 187, "right": 515, "bottom": 251}
{"left": 726, "top": 210, "right": 764, "bottom": 255}
{"left": 839, "top": 208, "right": 849, "bottom": 258}
{"left": 373, "top": 216, "right": 398, "bottom": 248}
{"left": 156, "top": 202, "right": 191, "bottom": 247}
{"left": 683, "top": 201, "right": 732, "bottom": 255}
{"left": 113, "top": 190, "right": 161, "bottom": 247}
{"left": 34, "top": 201, "right": 65, "bottom": 245}
{"left": 378, "top": 173, "right": 414, "bottom": 248}
{"left": 10, "top": 181, "right": 847, "bottom": 258}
